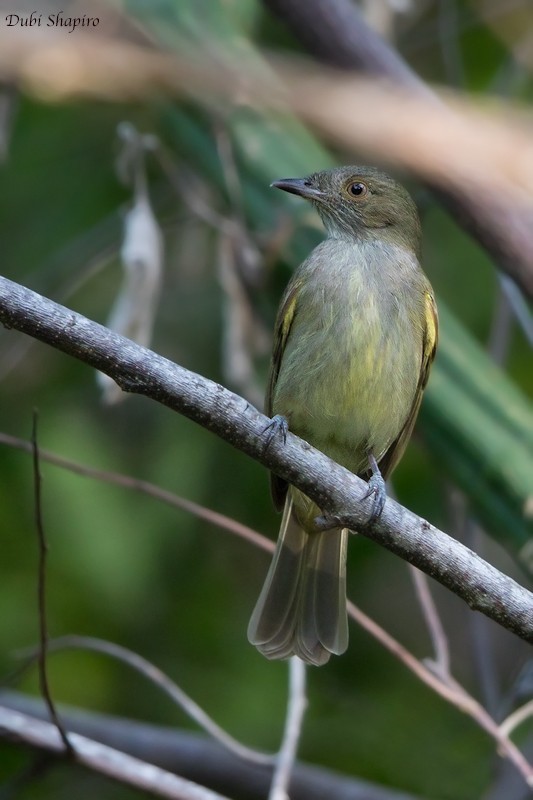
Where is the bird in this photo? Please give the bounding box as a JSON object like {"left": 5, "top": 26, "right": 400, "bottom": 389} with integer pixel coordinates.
{"left": 247, "top": 165, "right": 438, "bottom": 666}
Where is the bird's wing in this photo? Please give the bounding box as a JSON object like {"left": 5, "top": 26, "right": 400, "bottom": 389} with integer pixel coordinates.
{"left": 378, "top": 290, "right": 439, "bottom": 480}
{"left": 266, "top": 279, "right": 301, "bottom": 510}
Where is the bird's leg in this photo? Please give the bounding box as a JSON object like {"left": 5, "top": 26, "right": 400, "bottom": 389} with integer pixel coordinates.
{"left": 314, "top": 452, "right": 387, "bottom": 531}
{"left": 262, "top": 414, "right": 289, "bottom": 451}
{"left": 362, "top": 452, "right": 387, "bottom": 522}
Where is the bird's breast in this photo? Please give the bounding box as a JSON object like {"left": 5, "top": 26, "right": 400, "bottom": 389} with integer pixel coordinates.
{"left": 272, "top": 242, "right": 425, "bottom": 474}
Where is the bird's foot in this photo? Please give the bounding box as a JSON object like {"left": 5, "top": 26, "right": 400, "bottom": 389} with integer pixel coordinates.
{"left": 262, "top": 414, "right": 289, "bottom": 451}
{"left": 362, "top": 472, "right": 387, "bottom": 523}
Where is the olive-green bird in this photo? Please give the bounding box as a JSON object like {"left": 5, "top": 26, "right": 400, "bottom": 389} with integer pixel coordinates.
{"left": 247, "top": 165, "right": 438, "bottom": 666}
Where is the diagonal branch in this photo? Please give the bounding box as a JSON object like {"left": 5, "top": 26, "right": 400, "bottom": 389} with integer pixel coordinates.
{"left": 0, "top": 431, "right": 271, "bottom": 552}
{"left": 0, "top": 704, "right": 232, "bottom": 800}
{"left": 0, "top": 274, "right": 532, "bottom": 642}
{"left": 0, "top": 690, "right": 427, "bottom": 800}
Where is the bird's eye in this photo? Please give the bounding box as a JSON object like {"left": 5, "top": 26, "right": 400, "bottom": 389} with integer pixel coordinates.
{"left": 348, "top": 182, "right": 368, "bottom": 198}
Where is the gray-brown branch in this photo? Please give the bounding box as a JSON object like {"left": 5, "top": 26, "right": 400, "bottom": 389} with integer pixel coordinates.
{"left": 0, "top": 690, "right": 426, "bottom": 800}
{"left": 262, "top": 0, "right": 533, "bottom": 298}
{"left": 0, "top": 275, "right": 531, "bottom": 642}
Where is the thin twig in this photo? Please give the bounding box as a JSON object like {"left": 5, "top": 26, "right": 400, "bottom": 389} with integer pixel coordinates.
{"left": 408, "top": 565, "right": 450, "bottom": 679}
{"left": 155, "top": 148, "right": 231, "bottom": 234}
{"left": 269, "top": 658, "right": 307, "bottom": 800}
{"left": 347, "top": 599, "right": 472, "bottom": 706}
{"left": 16, "top": 635, "right": 273, "bottom": 767}
{"left": 7, "top": 415, "right": 533, "bottom": 787}
{"left": 10, "top": 425, "right": 529, "bottom": 777}
{"left": 215, "top": 124, "right": 246, "bottom": 224}
{"left": 214, "top": 123, "right": 266, "bottom": 286}
{"left": 0, "top": 431, "right": 273, "bottom": 554}
{"left": 31, "top": 411, "right": 74, "bottom": 758}
{"left": 347, "top": 600, "right": 533, "bottom": 786}
{"left": 388, "top": 481, "right": 450, "bottom": 679}
{"left": 159, "top": 139, "right": 268, "bottom": 406}
{"left": 217, "top": 232, "right": 264, "bottom": 408}
{"left": 0, "top": 410, "right": 532, "bottom": 784}
{"left": 500, "top": 700, "right": 533, "bottom": 739}
{"left": 12, "top": 424, "right": 530, "bottom": 781}
{"left": 446, "top": 486, "right": 500, "bottom": 716}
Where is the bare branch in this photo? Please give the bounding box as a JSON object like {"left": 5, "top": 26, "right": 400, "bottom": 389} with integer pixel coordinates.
{"left": 500, "top": 700, "right": 533, "bottom": 739}
{"left": 217, "top": 231, "right": 265, "bottom": 409}
{"left": 31, "top": 411, "right": 74, "bottom": 758}
{"left": 0, "top": 275, "right": 532, "bottom": 643}
{"left": 0, "top": 705, "right": 232, "bottom": 800}
{"left": 0, "top": 690, "right": 428, "bottom": 800}
{"left": 269, "top": 659, "right": 307, "bottom": 800}
{"left": 97, "top": 122, "right": 164, "bottom": 405}
{"left": 5, "top": 427, "right": 529, "bottom": 773}
{"left": 408, "top": 566, "right": 450, "bottom": 679}
{"left": 346, "top": 601, "right": 533, "bottom": 787}
{"left": 17, "top": 635, "right": 272, "bottom": 766}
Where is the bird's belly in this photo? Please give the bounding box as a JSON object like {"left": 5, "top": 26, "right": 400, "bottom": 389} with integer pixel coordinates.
{"left": 272, "top": 312, "right": 420, "bottom": 475}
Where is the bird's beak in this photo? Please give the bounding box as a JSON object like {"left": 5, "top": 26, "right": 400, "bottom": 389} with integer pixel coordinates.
{"left": 270, "top": 178, "right": 324, "bottom": 200}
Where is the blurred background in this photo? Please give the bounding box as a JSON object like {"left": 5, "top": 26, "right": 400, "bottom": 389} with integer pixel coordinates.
{"left": 0, "top": 1, "right": 532, "bottom": 798}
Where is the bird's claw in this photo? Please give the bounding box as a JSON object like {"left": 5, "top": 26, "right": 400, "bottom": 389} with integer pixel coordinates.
{"left": 262, "top": 414, "right": 289, "bottom": 451}
{"left": 362, "top": 472, "right": 387, "bottom": 523}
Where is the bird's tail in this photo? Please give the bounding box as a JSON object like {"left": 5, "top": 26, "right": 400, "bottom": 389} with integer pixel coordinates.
{"left": 247, "top": 495, "right": 349, "bottom": 666}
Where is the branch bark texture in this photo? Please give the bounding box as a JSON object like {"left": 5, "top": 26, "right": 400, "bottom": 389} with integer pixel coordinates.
{"left": 0, "top": 703, "right": 231, "bottom": 800}
{"left": 0, "top": 691, "right": 427, "bottom": 800}
{"left": 0, "top": 275, "right": 532, "bottom": 642}
{"left": 262, "top": 0, "right": 533, "bottom": 297}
